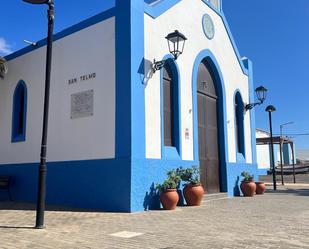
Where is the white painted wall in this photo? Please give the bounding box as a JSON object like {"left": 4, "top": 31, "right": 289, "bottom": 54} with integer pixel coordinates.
{"left": 256, "top": 129, "right": 271, "bottom": 170}
{"left": 144, "top": 0, "right": 252, "bottom": 163}
{"left": 0, "top": 17, "right": 115, "bottom": 164}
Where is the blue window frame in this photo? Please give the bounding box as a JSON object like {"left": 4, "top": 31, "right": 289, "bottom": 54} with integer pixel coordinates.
{"left": 12, "top": 80, "right": 27, "bottom": 142}
{"left": 234, "top": 91, "right": 245, "bottom": 156}
{"left": 160, "top": 58, "right": 181, "bottom": 159}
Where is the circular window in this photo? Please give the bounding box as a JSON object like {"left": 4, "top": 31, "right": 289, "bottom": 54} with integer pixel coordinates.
{"left": 202, "top": 14, "right": 215, "bottom": 40}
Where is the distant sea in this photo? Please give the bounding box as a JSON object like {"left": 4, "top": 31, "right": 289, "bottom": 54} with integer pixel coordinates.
{"left": 296, "top": 149, "right": 309, "bottom": 161}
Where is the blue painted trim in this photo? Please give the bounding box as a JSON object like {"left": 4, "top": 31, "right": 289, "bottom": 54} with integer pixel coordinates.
{"left": 144, "top": 0, "right": 247, "bottom": 76}
{"left": 236, "top": 153, "right": 246, "bottom": 163}
{"left": 258, "top": 168, "right": 268, "bottom": 176}
{"left": 144, "top": 0, "right": 182, "bottom": 18}
{"left": 129, "top": 1, "right": 146, "bottom": 160}
{"left": 226, "top": 162, "right": 259, "bottom": 197}
{"left": 115, "top": 0, "right": 147, "bottom": 212}
{"left": 131, "top": 157, "right": 199, "bottom": 211}
{"left": 242, "top": 58, "right": 257, "bottom": 165}
{"left": 115, "top": 1, "right": 131, "bottom": 158}
{"left": 234, "top": 90, "right": 245, "bottom": 158}
{"left": 0, "top": 158, "right": 132, "bottom": 211}
{"left": 115, "top": 0, "right": 146, "bottom": 160}
{"left": 144, "top": 0, "right": 222, "bottom": 18}
{"left": 0, "top": 156, "right": 199, "bottom": 211}
{"left": 115, "top": 0, "right": 145, "bottom": 211}
{"left": 5, "top": 8, "right": 116, "bottom": 62}
{"left": 191, "top": 49, "right": 228, "bottom": 192}
{"left": 160, "top": 56, "right": 182, "bottom": 159}
{"left": 4, "top": 0, "right": 247, "bottom": 79}
{"left": 163, "top": 146, "right": 180, "bottom": 160}
{"left": 11, "top": 80, "right": 27, "bottom": 143}
{"left": 202, "top": 0, "right": 222, "bottom": 15}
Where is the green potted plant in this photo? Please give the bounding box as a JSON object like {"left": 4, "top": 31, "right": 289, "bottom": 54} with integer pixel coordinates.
{"left": 240, "top": 171, "right": 256, "bottom": 197}
{"left": 156, "top": 169, "right": 181, "bottom": 210}
{"left": 179, "top": 166, "right": 204, "bottom": 206}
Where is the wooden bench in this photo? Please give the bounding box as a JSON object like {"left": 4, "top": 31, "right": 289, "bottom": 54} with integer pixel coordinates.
{"left": 0, "top": 176, "right": 11, "bottom": 201}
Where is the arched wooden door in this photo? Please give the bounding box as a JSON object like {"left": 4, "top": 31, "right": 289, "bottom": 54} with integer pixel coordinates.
{"left": 197, "top": 60, "right": 220, "bottom": 193}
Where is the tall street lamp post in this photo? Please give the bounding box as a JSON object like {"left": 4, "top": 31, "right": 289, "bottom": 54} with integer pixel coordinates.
{"left": 266, "top": 105, "right": 277, "bottom": 190}
{"left": 23, "top": 0, "right": 54, "bottom": 229}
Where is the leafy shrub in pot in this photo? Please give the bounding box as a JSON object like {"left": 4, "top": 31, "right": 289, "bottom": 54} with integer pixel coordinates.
{"left": 240, "top": 171, "right": 256, "bottom": 197}
{"left": 156, "top": 169, "right": 181, "bottom": 210}
{"left": 178, "top": 166, "right": 204, "bottom": 206}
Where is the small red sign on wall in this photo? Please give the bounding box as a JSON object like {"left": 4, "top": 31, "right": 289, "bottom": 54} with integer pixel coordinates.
{"left": 185, "top": 128, "right": 190, "bottom": 140}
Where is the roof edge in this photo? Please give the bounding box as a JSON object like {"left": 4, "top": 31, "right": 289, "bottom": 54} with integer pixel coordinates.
{"left": 5, "top": 7, "right": 116, "bottom": 62}
{"left": 144, "top": 0, "right": 248, "bottom": 76}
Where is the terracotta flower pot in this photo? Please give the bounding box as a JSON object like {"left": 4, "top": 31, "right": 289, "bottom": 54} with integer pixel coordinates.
{"left": 240, "top": 181, "right": 256, "bottom": 197}
{"left": 255, "top": 182, "right": 266, "bottom": 195}
{"left": 183, "top": 184, "right": 205, "bottom": 206}
{"left": 160, "top": 189, "right": 179, "bottom": 210}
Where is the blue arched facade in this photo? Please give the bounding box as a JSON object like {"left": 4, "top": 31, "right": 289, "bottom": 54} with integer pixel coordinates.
{"left": 11, "top": 80, "right": 27, "bottom": 142}
{"left": 191, "top": 49, "right": 228, "bottom": 192}
{"left": 160, "top": 55, "right": 182, "bottom": 159}
{"left": 234, "top": 90, "right": 245, "bottom": 158}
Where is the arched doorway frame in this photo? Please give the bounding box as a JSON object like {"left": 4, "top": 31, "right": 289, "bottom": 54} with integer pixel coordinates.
{"left": 160, "top": 54, "right": 182, "bottom": 159}
{"left": 191, "top": 49, "right": 228, "bottom": 192}
{"left": 12, "top": 79, "right": 28, "bottom": 142}
{"left": 233, "top": 90, "right": 246, "bottom": 158}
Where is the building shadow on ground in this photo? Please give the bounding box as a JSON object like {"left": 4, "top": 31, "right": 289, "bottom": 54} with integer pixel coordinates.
{"left": 0, "top": 225, "right": 34, "bottom": 229}
{"left": 0, "top": 201, "right": 106, "bottom": 213}
{"left": 266, "top": 188, "right": 309, "bottom": 197}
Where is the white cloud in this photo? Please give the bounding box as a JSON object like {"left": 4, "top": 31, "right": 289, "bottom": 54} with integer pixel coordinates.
{"left": 0, "top": 37, "right": 12, "bottom": 56}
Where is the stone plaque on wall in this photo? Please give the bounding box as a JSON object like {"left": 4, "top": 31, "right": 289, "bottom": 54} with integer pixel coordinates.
{"left": 71, "top": 90, "right": 94, "bottom": 119}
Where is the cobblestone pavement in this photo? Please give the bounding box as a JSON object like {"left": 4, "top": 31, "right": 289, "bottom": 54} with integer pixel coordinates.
{"left": 0, "top": 185, "right": 308, "bottom": 249}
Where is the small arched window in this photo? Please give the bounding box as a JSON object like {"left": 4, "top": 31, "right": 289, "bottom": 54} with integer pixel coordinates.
{"left": 163, "top": 60, "right": 179, "bottom": 148}
{"left": 12, "top": 80, "right": 27, "bottom": 142}
{"left": 235, "top": 91, "right": 245, "bottom": 155}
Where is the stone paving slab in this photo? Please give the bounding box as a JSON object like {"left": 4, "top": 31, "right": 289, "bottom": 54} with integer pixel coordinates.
{"left": 0, "top": 185, "right": 309, "bottom": 249}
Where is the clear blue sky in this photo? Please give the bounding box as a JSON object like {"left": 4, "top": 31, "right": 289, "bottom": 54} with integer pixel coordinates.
{"left": 224, "top": 0, "right": 309, "bottom": 149}
{"left": 1, "top": 0, "right": 308, "bottom": 149}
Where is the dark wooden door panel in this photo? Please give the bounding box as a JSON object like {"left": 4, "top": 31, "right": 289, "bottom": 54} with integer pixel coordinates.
{"left": 205, "top": 160, "right": 220, "bottom": 193}
{"left": 197, "top": 61, "right": 220, "bottom": 194}
{"left": 163, "top": 70, "right": 174, "bottom": 147}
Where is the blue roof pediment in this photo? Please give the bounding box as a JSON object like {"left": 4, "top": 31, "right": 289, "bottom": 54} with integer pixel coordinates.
{"left": 144, "top": 0, "right": 248, "bottom": 75}
{"left": 144, "top": 0, "right": 182, "bottom": 18}
{"left": 144, "top": 0, "right": 221, "bottom": 18}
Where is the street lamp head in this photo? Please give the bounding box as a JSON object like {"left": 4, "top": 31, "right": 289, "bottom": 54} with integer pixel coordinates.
{"left": 152, "top": 30, "right": 187, "bottom": 72}
{"left": 265, "top": 105, "right": 276, "bottom": 113}
{"left": 255, "top": 86, "right": 267, "bottom": 103}
{"left": 165, "top": 30, "right": 187, "bottom": 60}
{"left": 244, "top": 85, "right": 268, "bottom": 112}
{"left": 23, "top": 0, "right": 51, "bottom": 4}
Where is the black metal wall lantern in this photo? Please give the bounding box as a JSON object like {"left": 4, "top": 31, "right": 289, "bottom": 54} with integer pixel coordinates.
{"left": 244, "top": 86, "right": 267, "bottom": 112}
{"left": 152, "top": 30, "right": 187, "bottom": 72}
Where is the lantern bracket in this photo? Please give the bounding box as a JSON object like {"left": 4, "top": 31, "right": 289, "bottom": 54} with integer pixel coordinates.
{"left": 152, "top": 30, "right": 187, "bottom": 73}
{"left": 244, "top": 86, "right": 268, "bottom": 113}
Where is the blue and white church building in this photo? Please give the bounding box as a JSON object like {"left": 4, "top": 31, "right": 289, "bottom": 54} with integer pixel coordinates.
{"left": 0, "top": 0, "right": 259, "bottom": 211}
